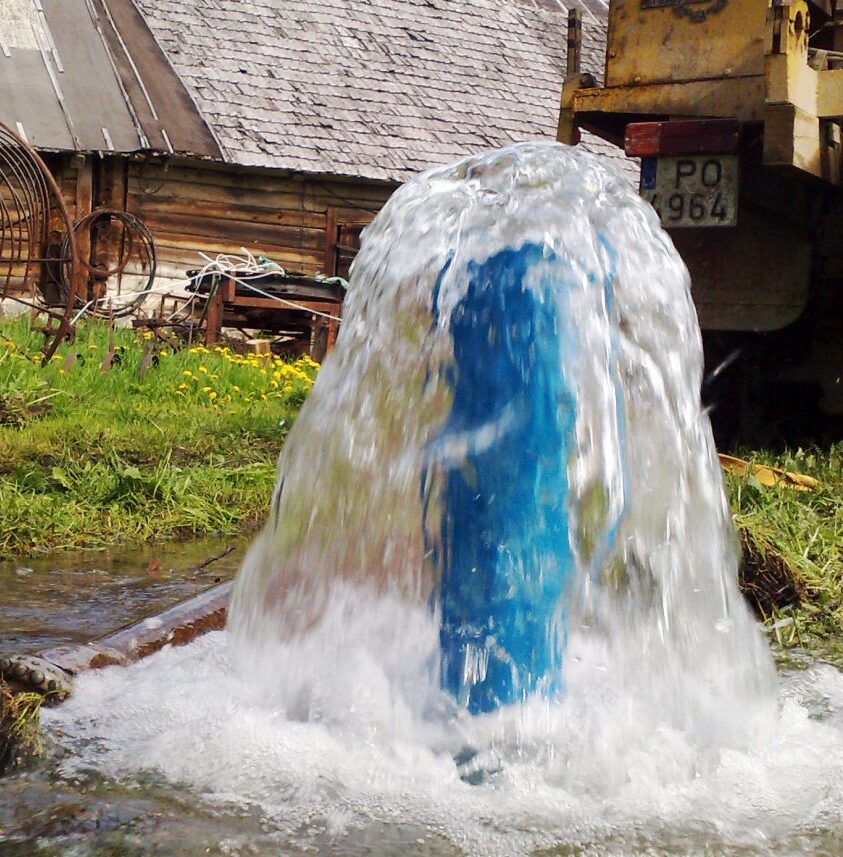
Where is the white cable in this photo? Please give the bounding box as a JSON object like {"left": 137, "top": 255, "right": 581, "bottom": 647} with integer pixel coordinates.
{"left": 71, "top": 300, "right": 96, "bottom": 326}
{"left": 62, "top": 249, "right": 344, "bottom": 325}
{"left": 193, "top": 250, "right": 344, "bottom": 323}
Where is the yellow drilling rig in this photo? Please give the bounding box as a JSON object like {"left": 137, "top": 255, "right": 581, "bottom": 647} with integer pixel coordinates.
{"left": 559, "top": 0, "right": 843, "bottom": 440}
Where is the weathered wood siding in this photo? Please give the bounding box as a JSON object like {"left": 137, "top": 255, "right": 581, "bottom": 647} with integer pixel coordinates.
{"left": 4, "top": 154, "right": 395, "bottom": 310}
{"left": 123, "top": 158, "right": 395, "bottom": 289}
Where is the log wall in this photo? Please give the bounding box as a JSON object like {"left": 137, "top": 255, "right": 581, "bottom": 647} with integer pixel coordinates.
{"left": 124, "top": 157, "right": 394, "bottom": 289}
{"left": 3, "top": 153, "right": 395, "bottom": 310}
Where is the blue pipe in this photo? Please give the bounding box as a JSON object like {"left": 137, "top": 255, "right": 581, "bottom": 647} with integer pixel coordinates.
{"left": 429, "top": 244, "right": 577, "bottom": 714}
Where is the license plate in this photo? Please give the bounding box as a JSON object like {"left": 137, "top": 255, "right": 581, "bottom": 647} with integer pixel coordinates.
{"left": 639, "top": 155, "right": 738, "bottom": 228}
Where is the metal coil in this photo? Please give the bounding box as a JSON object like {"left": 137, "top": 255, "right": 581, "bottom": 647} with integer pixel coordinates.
{"left": 59, "top": 209, "right": 157, "bottom": 319}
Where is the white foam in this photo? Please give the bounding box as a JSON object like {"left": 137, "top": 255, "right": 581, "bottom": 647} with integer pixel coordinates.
{"left": 45, "top": 627, "right": 843, "bottom": 855}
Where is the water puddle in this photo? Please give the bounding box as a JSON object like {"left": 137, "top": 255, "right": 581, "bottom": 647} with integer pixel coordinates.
{"left": 0, "top": 537, "right": 244, "bottom": 656}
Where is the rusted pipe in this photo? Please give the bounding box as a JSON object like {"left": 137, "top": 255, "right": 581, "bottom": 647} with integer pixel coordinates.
{"left": 0, "top": 580, "right": 230, "bottom": 701}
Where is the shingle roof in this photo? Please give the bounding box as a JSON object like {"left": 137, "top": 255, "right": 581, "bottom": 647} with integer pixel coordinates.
{"left": 132, "top": 0, "right": 631, "bottom": 182}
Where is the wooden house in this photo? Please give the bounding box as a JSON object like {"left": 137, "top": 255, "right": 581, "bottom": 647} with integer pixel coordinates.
{"left": 0, "top": 0, "right": 630, "bottom": 318}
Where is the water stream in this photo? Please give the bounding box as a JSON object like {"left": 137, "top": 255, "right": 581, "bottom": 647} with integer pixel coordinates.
{"left": 7, "top": 143, "right": 843, "bottom": 855}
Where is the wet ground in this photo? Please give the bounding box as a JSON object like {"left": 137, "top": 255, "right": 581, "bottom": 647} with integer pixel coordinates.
{"left": 2, "top": 542, "right": 843, "bottom": 856}
{"left": 0, "top": 538, "right": 257, "bottom": 856}
{"left": 0, "top": 537, "right": 451, "bottom": 855}
{"left": 0, "top": 538, "right": 245, "bottom": 658}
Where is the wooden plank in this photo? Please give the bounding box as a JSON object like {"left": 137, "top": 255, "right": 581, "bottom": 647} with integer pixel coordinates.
{"left": 225, "top": 296, "right": 340, "bottom": 312}
{"left": 135, "top": 212, "right": 325, "bottom": 250}
{"left": 763, "top": 103, "right": 822, "bottom": 177}
{"left": 95, "top": 157, "right": 130, "bottom": 295}
{"left": 566, "top": 9, "right": 581, "bottom": 78}
{"left": 204, "top": 279, "right": 224, "bottom": 345}
{"left": 324, "top": 205, "right": 337, "bottom": 275}
{"left": 818, "top": 69, "right": 843, "bottom": 117}
{"left": 149, "top": 238, "right": 325, "bottom": 273}
{"left": 127, "top": 161, "right": 395, "bottom": 205}
{"left": 74, "top": 156, "right": 94, "bottom": 292}
{"left": 56, "top": 154, "right": 80, "bottom": 221}
{"left": 146, "top": 232, "right": 324, "bottom": 266}
{"left": 226, "top": 296, "right": 283, "bottom": 310}
{"left": 766, "top": 53, "right": 818, "bottom": 116}
{"left": 127, "top": 177, "right": 388, "bottom": 215}
{"left": 127, "top": 193, "right": 327, "bottom": 229}
{"left": 574, "top": 76, "right": 767, "bottom": 124}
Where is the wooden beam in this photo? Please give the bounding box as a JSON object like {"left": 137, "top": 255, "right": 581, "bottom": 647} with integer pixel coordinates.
{"left": 818, "top": 68, "right": 843, "bottom": 117}
{"left": 566, "top": 9, "right": 582, "bottom": 78}
{"left": 570, "top": 76, "right": 767, "bottom": 125}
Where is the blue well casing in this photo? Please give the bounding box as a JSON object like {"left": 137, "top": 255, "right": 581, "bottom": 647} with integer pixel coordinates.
{"left": 429, "top": 244, "right": 577, "bottom": 714}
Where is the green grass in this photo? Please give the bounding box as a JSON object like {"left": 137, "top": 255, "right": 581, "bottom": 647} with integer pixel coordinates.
{"left": 724, "top": 446, "right": 843, "bottom": 662}
{"left": 0, "top": 315, "right": 317, "bottom": 557}
{"left": 0, "top": 682, "right": 44, "bottom": 772}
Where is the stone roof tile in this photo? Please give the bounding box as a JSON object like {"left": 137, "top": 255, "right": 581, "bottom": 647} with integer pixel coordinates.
{"left": 133, "top": 0, "right": 634, "bottom": 182}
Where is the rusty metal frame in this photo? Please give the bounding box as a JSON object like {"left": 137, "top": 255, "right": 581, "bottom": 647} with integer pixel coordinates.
{"left": 0, "top": 121, "right": 82, "bottom": 361}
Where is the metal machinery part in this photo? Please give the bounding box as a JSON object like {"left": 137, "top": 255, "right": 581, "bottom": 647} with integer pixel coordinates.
{"left": 559, "top": 0, "right": 843, "bottom": 433}
{"left": 60, "top": 209, "right": 157, "bottom": 319}
{"left": 0, "top": 120, "right": 83, "bottom": 361}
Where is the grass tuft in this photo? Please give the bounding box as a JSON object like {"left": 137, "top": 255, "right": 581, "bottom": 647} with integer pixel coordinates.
{"left": 0, "top": 681, "right": 44, "bottom": 773}
{"left": 726, "top": 445, "right": 843, "bottom": 661}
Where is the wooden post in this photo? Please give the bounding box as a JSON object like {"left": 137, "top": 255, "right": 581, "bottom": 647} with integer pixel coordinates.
{"left": 95, "top": 157, "right": 129, "bottom": 297}
{"left": 566, "top": 9, "right": 582, "bottom": 78}
{"left": 324, "top": 206, "right": 338, "bottom": 274}
{"left": 74, "top": 155, "right": 93, "bottom": 302}
{"left": 311, "top": 322, "right": 329, "bottom": 362}
{"left": 204, "top": 274, "right": 225, "bottom": 346}
{"left": 834, "top": 0, "right": 843, "bottom": 69}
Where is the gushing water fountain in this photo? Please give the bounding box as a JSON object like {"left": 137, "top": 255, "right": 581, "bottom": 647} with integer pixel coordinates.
{"left": 229, "top": 141, "right": 773, "bottom": 721}
{"left": 46, "top": 143, "right": 843, "bottom": 856}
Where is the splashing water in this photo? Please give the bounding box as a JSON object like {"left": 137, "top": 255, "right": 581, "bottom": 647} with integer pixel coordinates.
{"left": 226, "top": 140, "right": 773, "bottom": 719}
{"left": 44, "top": 143, "right": 843, "bottom": 855}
